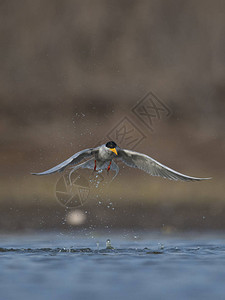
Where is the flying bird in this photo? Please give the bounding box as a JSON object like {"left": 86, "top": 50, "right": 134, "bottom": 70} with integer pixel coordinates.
{"left": 31, "top": 141, "right": 211, "bottom": 182}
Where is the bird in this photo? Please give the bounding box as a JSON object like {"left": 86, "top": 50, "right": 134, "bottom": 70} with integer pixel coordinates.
{"left": 31, "top": 141, "right": 211, "bottom": 182}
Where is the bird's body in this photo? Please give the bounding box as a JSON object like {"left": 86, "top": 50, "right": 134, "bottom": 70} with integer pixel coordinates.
{"left": 32, "top": 141, "right": 211, "bottom": 182}
{"left": 96, "top": 144, "right": 115, "bottom": 162}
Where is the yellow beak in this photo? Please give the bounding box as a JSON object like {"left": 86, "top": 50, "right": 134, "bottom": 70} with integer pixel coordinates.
{"left": 110, "top": 148, "right": 118, "bottom": 155}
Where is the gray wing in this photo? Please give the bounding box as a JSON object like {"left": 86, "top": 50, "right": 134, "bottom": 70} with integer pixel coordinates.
{"left": 31, "top": 148, "right": 98, "bottom": 175}
{"left": 69, "top": 159, "right": 119, "bottom": 174}
{"left": 110, "top": 161, "right": 119, "bottom": 180}
{"left": 68, "top": 159, "right": 119, "bottom": 183}
{"left": 118, "top": 149, "right": 211, "bottom": 182}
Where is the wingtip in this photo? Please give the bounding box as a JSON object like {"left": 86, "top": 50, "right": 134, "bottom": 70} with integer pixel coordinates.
{"left": 30, "top": 170, "right": 57, "bottom": 176}
{"left": 181, "top": 176, "right": 212, "bottom": 182}
{"left": 31, "top": 172, "right": 45, "bottom": 176}
{"left": 197, "top": 177, "right": 212, "bottom": 181}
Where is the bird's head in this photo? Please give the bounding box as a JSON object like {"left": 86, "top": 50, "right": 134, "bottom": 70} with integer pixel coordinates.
{"left": 105, "top": 141, "right": 118, "bottom": 155}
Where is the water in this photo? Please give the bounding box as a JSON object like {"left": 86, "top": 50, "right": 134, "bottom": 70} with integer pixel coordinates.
{"left": 1, "top": 232, "right": 225, "bottom": 300}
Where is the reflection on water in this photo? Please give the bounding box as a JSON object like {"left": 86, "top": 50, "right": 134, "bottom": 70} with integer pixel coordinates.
{"left": 0, "top": 232, "right": 225, "bottom": 300}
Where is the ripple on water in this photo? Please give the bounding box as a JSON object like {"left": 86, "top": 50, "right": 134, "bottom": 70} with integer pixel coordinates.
{"left": 0, "top": 247, "right": 164, "bottom": 255}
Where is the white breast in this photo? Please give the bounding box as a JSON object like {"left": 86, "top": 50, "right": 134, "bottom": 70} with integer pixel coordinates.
{"left": 97, "top": 146, "right": 112, "bottom": 161}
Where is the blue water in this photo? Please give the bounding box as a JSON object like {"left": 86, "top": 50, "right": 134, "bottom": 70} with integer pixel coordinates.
{"left": 1, "top": 232, "right": 225, "bottom": 300}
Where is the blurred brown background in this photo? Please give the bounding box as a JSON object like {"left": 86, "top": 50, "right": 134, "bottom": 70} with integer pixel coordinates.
{"left": 0, "top": 0, "right": 224, "bottom": 232}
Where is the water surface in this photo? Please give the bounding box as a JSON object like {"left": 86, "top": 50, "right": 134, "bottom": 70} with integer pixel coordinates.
{"left": 1, "top": 232, "right": 225, "bottom": 300}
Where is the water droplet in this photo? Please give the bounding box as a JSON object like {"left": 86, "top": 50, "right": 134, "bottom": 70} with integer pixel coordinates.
{"left": 96, "top": 242, "right": 99, "bottom": 250}
{"left": 106, "top": 239, "right": 114, "bottom": 249}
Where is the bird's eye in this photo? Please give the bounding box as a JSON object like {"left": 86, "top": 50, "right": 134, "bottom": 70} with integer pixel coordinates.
{"left": 106, "top": 141, "right": 117, "bottom": 148}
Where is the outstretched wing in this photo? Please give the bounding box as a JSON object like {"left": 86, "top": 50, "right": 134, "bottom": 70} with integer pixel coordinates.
{"left": 31, "top": 147, "right": 98, "bottom": 175}
{"left": 118, "top": 149, "right": 211, "bottom": 182}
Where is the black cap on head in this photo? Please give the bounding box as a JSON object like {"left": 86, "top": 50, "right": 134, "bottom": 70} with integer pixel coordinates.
{"left": 106, "top": 141, "right": 117, "bottom": 149}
